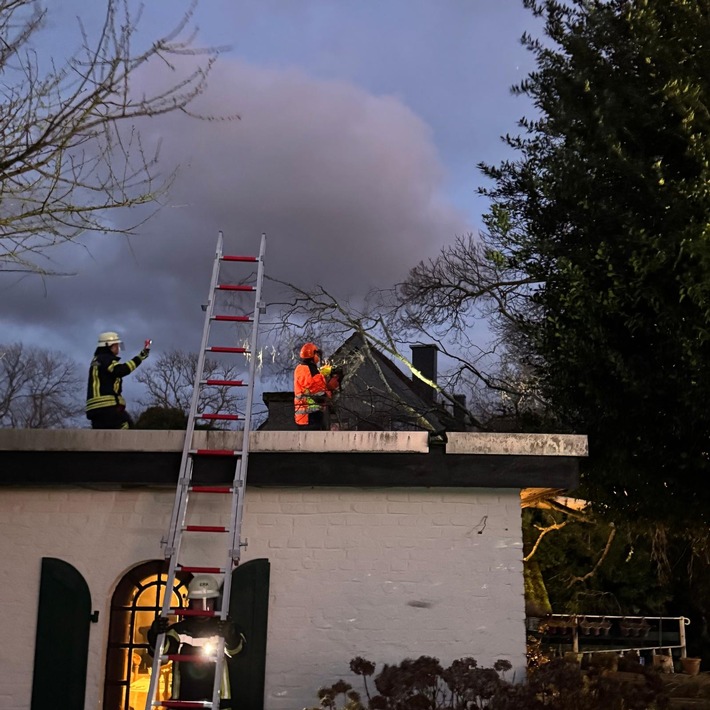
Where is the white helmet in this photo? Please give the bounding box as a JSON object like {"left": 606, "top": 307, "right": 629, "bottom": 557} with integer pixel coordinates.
{"left": 188, "top": 575, "right": 220, "bottom": 600}
{"left": 97, "top": 331, "right": 123, "bottom": 348}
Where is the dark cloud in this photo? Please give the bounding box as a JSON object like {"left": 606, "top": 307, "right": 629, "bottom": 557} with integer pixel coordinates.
{"left": 1, "top": 60, "right": 469, "bottom": 361}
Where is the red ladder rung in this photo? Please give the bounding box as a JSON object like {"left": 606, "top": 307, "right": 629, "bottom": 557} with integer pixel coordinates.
{"left": 216, "top": 284, "right": 256, "bottom": 292}
{"left": 211, "top": 315, "right": 253, "bottom": 322}
{"left": 221, "top": 255, "right": 257, "bottom": 262}
{"left": 190, "top": 485, "right": 232, "bottom": 494}
{"left": 177, "top": 565, "right": 224, "bottom": 574}
{"left": 184, "top": 525, "right": 228, "bottom": 533}
{"left": 156, "top": 701, "right": 212, "bottom": 709}
{"left": 205, "top": 346, "right": 248, "bottom": 354}
{"left": 196, "top": 413, "right": 241, "bottom": 421}
{"left": 169, "top": 606, "right": 218, "bottom": 616}
{"left": 190, "top": 449, "right": 241, "bottom": 457}
{"left": 203, "top": 379, "right": 246, "bottom": 387}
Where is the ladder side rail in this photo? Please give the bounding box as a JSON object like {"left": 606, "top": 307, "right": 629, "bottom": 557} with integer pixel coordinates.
{"left": 164, "top": 232, "right": 225, "bottom": 553}
{"left": 228, "top": 233, "right": 266, "bottom": 564}
{"left": 211, "top": 636, "right": 227, "bottom": 710}
{"left": 145, "top": 551, "right": 186, "bottom": 710}
{"left": 163, "top": 465, "right": 193, "bottom": 562}
{"left": 240, "top": 232, "right": 267, "bottom": 451}
{"left": 221, "top": 461, "right": 244, "bottom": 602}
{"left": 144, "top": 636, "right": 163, "bottom": 709}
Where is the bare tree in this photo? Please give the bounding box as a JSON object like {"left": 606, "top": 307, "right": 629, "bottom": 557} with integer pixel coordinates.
{"left": 135, "top": 349, "right": 245, "bottom": 418}
{"left": 0, "top": 0, "right": 231, "bottom": 273}
{"left": 266, "top": 277, "right": 545, "bottom": 431}
{"left": 0, "top": 342, "right": 82, "bottom": 427}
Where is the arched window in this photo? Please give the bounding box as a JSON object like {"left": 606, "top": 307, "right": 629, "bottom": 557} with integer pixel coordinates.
{"left": 103, "top": 561, "right": 190, "bottom": 710}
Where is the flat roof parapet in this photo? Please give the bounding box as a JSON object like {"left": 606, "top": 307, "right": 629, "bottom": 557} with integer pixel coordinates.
{"left": 0, "top": 429, "right": 586, "bottom": 489}
{"left": 0, "top": 429, "right": 587, "bottom": 456}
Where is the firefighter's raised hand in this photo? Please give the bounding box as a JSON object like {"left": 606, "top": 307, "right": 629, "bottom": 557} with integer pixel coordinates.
{"left": 140, "top": 339, "right": 152, "bottom": 359}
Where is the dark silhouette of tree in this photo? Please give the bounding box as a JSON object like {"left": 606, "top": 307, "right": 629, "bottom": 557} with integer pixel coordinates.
{"left": 135, "top": 406, "right": 188, "bottom": 430}
{"left": 0, "top": 342, "right": 81, "bottom": 427}
{"left": 135, "top": 348, "right": 244, "bottom": 420}
{"left": 401, "top": 0, "right": 710, "bottom": 526}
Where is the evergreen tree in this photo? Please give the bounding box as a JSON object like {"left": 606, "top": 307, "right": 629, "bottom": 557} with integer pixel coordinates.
{"left": 405, "top": 0, "right": 710, "bottom": 524}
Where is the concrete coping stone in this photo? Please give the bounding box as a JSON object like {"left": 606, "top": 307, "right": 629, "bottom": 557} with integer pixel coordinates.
{"left": 0, "top": 429, "right": 429, "bottom": 453}
{"left": 0, "top": 429, "right": 588, "bottom": 457}
{"left": 445, "top": 432, "right": 588, "bottom": 457}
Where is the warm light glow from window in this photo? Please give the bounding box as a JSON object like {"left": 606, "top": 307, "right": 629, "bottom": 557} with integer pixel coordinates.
{"left": 103, "top": 563, "right": 188, "bottom": 710}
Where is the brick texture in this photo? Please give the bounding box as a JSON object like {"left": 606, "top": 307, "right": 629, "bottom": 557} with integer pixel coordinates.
{"left": 0, "top": 486, "right": 526, "bottom": 710}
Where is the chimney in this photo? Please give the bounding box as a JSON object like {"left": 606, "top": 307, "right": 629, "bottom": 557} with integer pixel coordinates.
{"left": 261, "top": 392, "right": 299, "bottom": 430}
{"left": 410, "top": 344, "right": 438, "bottom": 403}
{"left": 452, "top": 394, "right": 467, "bottom": 430}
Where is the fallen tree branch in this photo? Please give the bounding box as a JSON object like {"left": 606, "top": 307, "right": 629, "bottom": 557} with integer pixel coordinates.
{"left": 567, "top": 523, "right": 617, "bottom": 587}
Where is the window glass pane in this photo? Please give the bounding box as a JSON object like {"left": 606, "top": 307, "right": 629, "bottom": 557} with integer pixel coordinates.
{"left": 108, "top": 610, "right": 132, "bottom": 646}
{"left": 104, "top": 562, "right": 188, "bottom": 710}
{"left": 135, "top": 576, "right": 160, "bottom": 607}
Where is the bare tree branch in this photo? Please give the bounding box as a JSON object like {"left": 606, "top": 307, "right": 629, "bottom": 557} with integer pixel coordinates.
{"left": 136, "top": 348, "right": 245, "bottom": 418}
{"left": 263, "top": 275, "right": 562, "bottom": 431}
{"left": 0, "top": 0, "right": 235, "bottom": 273}
{"left": 523, "top": 520, "right": 570, "bottom": 563}
{"left": 0, "top": 342, "right": 82, "bottom": 426}
{"left": 567, "top": 524, "right": 617, "bottom": 587}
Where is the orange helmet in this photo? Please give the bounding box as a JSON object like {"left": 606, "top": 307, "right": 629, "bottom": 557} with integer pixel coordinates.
{"left": 299, "top": 342, "right": 321, "bottom": 362}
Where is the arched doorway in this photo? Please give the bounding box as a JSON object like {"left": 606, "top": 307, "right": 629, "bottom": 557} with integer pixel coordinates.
{"left": 102, "top": 561, "right": 190, "bottom": 710}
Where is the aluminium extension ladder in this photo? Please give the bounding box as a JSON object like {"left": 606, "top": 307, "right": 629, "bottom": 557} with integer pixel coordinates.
{"left": 145, "top": 232, "right": 266, "bottom": 710}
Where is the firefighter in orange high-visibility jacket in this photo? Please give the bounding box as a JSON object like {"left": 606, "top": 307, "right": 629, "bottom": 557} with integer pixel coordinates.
{"left": 148, "top": 575, "right": 246, "bottom": 708}
{"left": 85, "top": 331, "right": 151, "bottom": 429}
{"left": 294, "top": 342, "right": 340, "bottom": 429}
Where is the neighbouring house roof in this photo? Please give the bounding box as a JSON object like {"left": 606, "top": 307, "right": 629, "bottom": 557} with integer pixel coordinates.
{"left": 260, "top": 333, "right": 457, "bottom": 433}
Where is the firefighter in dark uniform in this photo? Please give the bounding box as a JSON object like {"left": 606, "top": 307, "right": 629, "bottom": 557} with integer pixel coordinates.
{"left": 85, "top": 331, "right": 150, "bottom": 429}
{"left": 148, "top": 575, "right": 246, "bottom": 707}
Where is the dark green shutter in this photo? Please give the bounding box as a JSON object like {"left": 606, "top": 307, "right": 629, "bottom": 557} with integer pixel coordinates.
{"left": 31, "top": 558, "right": 92, "bottom": 710}
{"left": 229, "top": 558, "right": 270, "bottom": 710}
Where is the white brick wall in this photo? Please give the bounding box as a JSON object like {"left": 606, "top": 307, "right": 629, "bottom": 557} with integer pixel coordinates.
{"left": 0, "top": 486, "right": 526, "bottom": 710}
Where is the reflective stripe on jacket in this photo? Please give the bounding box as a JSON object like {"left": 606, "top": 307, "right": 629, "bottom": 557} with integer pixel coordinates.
{"left": 294, "top": 361, "right": 330, "bottom": 425}
{"left": 86, "top": 346, "right": 145, "bottom": 413}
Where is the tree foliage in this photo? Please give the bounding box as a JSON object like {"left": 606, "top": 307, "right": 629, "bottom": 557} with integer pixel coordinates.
{"left": 522, "top": 507, "right": 671, "bottom": 616}
{"left": 0, "top": 0, "right": 228, "bottom": 273}
{"left": 401, "top": 0, "right": 710, "bottom": 524}
{"left": 0, "top": 342, "right": 81, "bottom": 427}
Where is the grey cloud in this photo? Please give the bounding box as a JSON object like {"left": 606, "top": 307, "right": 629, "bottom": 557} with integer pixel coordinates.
{"left": 1, "top": 59, "right": 470, "bottom": 357}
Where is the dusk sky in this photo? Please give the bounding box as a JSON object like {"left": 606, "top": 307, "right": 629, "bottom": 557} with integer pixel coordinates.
{"left": 1, "top": 1, "right": 542, "bottom": 398}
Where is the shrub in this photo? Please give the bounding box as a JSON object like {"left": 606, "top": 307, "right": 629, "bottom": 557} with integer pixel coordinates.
{"left": 307, "top": 656, "right": 668, "bottom": 710}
